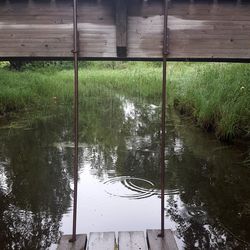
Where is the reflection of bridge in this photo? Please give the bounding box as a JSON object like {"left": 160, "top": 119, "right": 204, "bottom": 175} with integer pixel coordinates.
{"left": 1, "top": 0, "right": 250, "bottom": 61}
{"left": 58, "top": 230, "right": 178, "bottom": 250}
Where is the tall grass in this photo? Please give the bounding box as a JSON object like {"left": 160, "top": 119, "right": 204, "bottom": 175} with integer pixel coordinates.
{"left": 0, "top": 61, "right": 249, "bottom": 141}
{"left": 0, "top": 68, "right": 73, "bottom": 114}
{"left": 170, "top": 63, "right": 250, "bottom": 140}
{"left": 0, "top": 62, "right": 162, "bottom": 115}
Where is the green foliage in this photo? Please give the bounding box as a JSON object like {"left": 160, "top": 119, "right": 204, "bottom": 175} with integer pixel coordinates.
{"left": 0, "top": 62, "right": 162, "bottom": 116}
{"left": 0, "top": 61, "right": 249, "bottom": 141}
{"left": 170, "top": 63, "right": 250, "bottom": 140}
{"left": 0, "top": 61, "right": 10, "bottom": 69}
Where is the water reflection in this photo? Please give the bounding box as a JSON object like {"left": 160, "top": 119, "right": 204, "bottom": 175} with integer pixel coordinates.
{"left": 0, "top": 117, "right": 72, "bottom": 249}
{"left": 104, "top": 177, "right": 156, "bottom": 199}
{"left": 0, "top": 93, "right": 249, "bottom": 249}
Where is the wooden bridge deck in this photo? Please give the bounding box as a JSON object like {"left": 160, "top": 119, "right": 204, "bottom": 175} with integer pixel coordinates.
{"left": 57, "top": 230, "right": 178, "bottom": 250}
{"left": 1, "top": 0, "right": 250, "bottom": 61}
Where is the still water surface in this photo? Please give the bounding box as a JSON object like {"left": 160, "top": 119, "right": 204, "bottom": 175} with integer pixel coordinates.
{"left": 0, "top": 94, "right": 249, "bottom": 249}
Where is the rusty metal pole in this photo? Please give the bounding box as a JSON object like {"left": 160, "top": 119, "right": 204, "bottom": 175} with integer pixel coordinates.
{"left": 159, "top": 0, "right": 169, "bottom": 238}
{"left": 70, "top": 0, "right": 79, "bottom": 243}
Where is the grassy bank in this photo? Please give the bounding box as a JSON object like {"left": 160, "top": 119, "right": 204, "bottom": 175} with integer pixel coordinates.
{"left": 0, "top": 61, "right": 249, "bottom": 141}
{"left": 170, "top": 63, "right": 250, "bottom": 141}
{"left": 0, "top": 62, "right": 162, "bottom": 115}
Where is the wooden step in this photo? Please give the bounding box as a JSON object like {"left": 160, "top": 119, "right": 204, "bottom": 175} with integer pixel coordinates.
{"left": 57, "top": 230, "right": 178, "bottom": 250}
{"left": 118, "top": 231, "right": 148, "bottom": 250}
{"left": 87, "top": 232, "right": 116, "bottom": 250}
{"left": 147, "top": 230, "right": 178, "bottom": 250}
{"left": 57, "top": 234, "right": 87, "bottom": 250}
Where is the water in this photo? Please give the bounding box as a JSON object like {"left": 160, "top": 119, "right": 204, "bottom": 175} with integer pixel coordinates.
{"left": 0, "top": 94, "right": 249, "bottom": 249}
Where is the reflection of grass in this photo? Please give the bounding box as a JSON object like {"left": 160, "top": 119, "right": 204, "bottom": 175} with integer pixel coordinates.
{"left": 0, "top": 62, "right": 249, "bottom": 141}
{"left": 0, "top": 110, "right": 57, "bottom": 132}
{"left": 0, "top": 121, "right": 27, "bottom": 130}
{"left": 242, "top": 150, "right": 250, "bottom": 168}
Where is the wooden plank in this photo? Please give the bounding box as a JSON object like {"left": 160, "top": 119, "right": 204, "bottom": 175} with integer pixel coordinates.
{"left": 116, "top": 0, "right": 127, "bottom": 57}
{"left": 147, "top": 230, "right": 178, "bottom": 250}
{"left": 118, "top": 231, "right": 148, "bottom": 250}
{"left": 1, "top": 1, "right": 250, "bottom": 60}
{"left": 87, "top": 232, "right": 115, "bottom": 250}
{"left": 57, "top": 234, "right": 87, "bottom": 250}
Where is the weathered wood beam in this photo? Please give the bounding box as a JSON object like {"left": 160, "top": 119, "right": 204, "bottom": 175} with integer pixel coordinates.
{"left": 28, "top": 0, "right": 34, "bottom": 8}
{"left": 88, "top": 232, "right": 115, "bottom": 250}
{"left": 118, "top": 231, "right": 148, "bottom": 250}
{"left": 57, "top": 234, "right": 87, "bottom": 250}
{"left": 116, "top": 0, "right": 127, "bottom": 58}
{"left": 147, "top": 230, "right": 178, "bottom": 250}
{"left": 51, "top": 0, "right": 56, "bottom": 5}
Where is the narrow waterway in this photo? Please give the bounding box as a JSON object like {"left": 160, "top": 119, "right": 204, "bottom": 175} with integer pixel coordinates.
{"left": 0, "top": 94, "right": 249, "bottom": 249}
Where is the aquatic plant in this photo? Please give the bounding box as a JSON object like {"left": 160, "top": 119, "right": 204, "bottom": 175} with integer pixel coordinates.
{"left": 0, "top": 61, "right": 249, "bottom": 141}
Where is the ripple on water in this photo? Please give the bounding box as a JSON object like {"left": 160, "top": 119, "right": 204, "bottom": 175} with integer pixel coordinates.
{"left": 104, "top": 176, "right": 155, "bottom": 199}
{"left": 104, "top": 176, "right": 181, "bottom": 200}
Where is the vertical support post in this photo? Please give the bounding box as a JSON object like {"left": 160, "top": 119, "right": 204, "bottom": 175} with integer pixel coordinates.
{"left": 116, "top": 0, "right": 127, "bottom": 57}
{"left": 70, "top": 0, "right": 79, "bottom": 243}
{"left": 28, "top": 0, "right": 34, "bottom": 7}
{"left": 159, "top": 0, "right": 169, "bottom": 238}
{"left": 51, "top": 0, "right": 56, "bottom": 7}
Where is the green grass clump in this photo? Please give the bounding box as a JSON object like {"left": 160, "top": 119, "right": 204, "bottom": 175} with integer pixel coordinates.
{"left": 0, "top": 61, "right": 249, "bottom": 141}
{"left": 170, "top": 63, "right": 250, "bottom": 140}
{"left": 0, "top": 68, "right": 73, "bottom": 114}
{"left": 78, "top": 63, "right": 162, "bottom": 101}
{"left": 0, "top": 62, "right": 162, "bottom": 116}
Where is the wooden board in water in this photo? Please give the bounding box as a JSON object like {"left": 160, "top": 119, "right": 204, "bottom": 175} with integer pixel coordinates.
{"left": 57, "top": 234, "right": 87, "bottom": 250}
{"left": 87, "top": 232, "right": 115, "bottom": 250}
{"left": 118, "top": 231, "right": 148, "bottom": 250}
{"left": 147, "top": 229, "right": 178, "bottom": 250}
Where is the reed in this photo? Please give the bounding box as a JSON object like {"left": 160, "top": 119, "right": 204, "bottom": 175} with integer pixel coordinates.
{"left": 170, "top": 63, "right": 250, "bottom": 140}
{"left": 0, "top": 61, "right": 249, "bottom": 141}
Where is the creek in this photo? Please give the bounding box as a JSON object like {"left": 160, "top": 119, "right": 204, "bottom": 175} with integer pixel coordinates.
{"left": 0, "top": 93, "right": 249, "bottom": 249}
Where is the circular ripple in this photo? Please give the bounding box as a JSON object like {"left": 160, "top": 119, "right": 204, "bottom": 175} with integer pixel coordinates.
{"left": 104, "top": 176, "right": 156, "bottom": 200}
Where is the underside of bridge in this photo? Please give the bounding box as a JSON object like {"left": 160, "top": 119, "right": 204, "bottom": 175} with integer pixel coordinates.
{"left": 0, "top": 0, "right": 250, "bottom": 61}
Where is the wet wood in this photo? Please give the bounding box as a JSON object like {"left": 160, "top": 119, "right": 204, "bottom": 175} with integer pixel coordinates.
{"left": 118, "top": 231, "right": 148, "bottom": 250}
{"left": 57, "top": 234, "right": 87, "bottom": 250}
{"left": 116, "top": 0, "right": 127, "bottom": 57}
{"left": 0, "top": 0, "right": 250, "bottom": 60}
{"left": 87, "top": 232, "right": 115, "bottom": 250}
{"left": 147, "top": 230, "right": 178, "bottom": 250}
